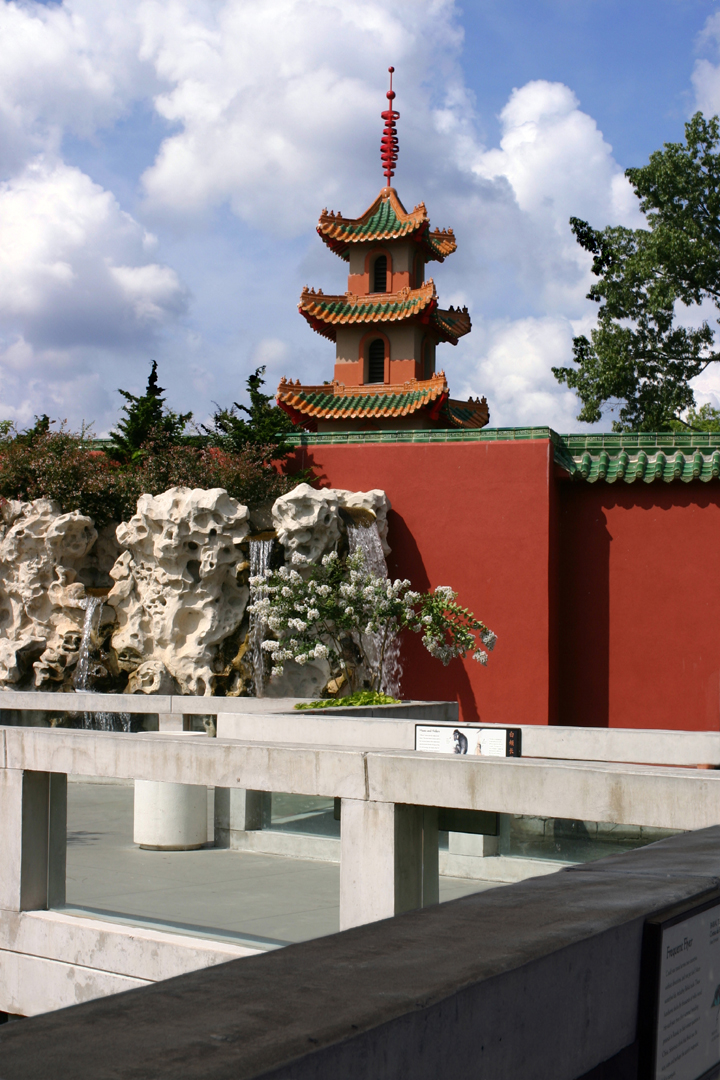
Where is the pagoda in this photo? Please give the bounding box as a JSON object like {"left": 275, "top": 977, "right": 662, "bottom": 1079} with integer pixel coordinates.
{"left": 277, "top": 69, "right": 489, "bottom": 432}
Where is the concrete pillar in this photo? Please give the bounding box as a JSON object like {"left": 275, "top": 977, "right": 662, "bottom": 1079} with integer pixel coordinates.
{"left": 135, "top": 720, "right": 206, "bottom": 849}
{"left": 133, "top": 781, "right": 207, "bottom": 850}
{"left": 214, "top": 790, "right": 271, "bottom": 848}
{"left": 0, "top": 770, "right": 67, "bottom": 912}
{"left": 339, "top": 801, "right": 439, "bottom": 930}
{"left": 448, "top": 832, "right": 499, "bottom": 858}
{"left": 158, "top": 713, "right": 183, "bottom": 732}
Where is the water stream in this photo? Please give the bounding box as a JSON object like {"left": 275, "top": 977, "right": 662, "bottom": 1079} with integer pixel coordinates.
{"left": 249, "top": 539, "right": 274, "bottom": 697}
{"left": 347, "top": 523, "right": 402, "bottom": 697}
{"left": 74, "top": 596, "right": 130, "bottom": 732}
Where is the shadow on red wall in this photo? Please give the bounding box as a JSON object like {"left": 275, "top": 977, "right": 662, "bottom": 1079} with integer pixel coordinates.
{"left": 557, "top": 481, "right": 720, "bottom": 731}
{"left": 386, "top": 510, "right": 481, "bottom": 721}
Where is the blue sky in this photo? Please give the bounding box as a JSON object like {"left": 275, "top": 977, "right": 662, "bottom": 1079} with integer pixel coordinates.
{"left": 2, "top": 0, "right": 720, "bottom": 434}
{"left": 460, "top": 0, "right": 714, "bottom": 163}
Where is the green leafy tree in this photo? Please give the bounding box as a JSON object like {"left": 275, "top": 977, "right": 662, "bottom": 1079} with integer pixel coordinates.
{"left": 204, "top": 366, "right": 296, "bottom": 460}
{"left": 554, "top": 114, "right": 720, "bottom": 431}
{"left": 110, "top": 360, "right": 192, "bottom": 461}
{"left": 669, "top": 403, "right": 720, "bottom": 432}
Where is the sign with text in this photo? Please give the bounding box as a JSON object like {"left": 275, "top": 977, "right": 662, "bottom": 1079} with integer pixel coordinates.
{"left": 640, "top": 895, "right": 720, "bottom": 1080}
{"left": 414, "top": 725, "right": 521, "bottom": 758}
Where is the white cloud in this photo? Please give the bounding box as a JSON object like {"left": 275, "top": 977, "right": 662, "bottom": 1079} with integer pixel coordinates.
{"left": 693, "top": 13, "right": 720, "bottom": 114}
{"left": 0, "top": 0, "right": 656, "bottom": 432}
{"left": 474, "top": 82, "right": 631, "bottom": 226}
{"left": 138, "top": 0, "right": 462, "bottom": 229}
{"left": 0, "top": 157, "right": 187, "bottom": 348}
{"left": 454, "top": 316, "right": 585, "bottom": 431}
{"left": 0, "top": 0, "right": 154, "bottom": 172}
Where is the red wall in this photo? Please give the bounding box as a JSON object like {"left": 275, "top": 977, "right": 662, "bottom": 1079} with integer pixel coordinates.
{"left": 557, "top": 482, "right": 720, "bottom": 731}
{"left": 289, "top": 439, "right": 556, "bottom": 724}
{"left": 287, "top": 437, "right": 720, "bottom": 731}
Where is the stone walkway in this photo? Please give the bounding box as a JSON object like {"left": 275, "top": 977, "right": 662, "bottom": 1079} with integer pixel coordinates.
{"left": 65, "top": 781, "right": 497, "bottom": 946}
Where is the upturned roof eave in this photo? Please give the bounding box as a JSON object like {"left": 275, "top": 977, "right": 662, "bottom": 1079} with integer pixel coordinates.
{"left": 317, "top": 187, "right": 456, "bottom": 263}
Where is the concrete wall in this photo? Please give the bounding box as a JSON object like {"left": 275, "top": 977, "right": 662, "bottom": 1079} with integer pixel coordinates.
{"left": 0, "top": 910, "right": 268, "bottom": 1017}
{"left": 4, "top": 720, "right": 720, "bottom": 1020}
{"left": 3, "top": 826, "right": 720, "bottom": 1079}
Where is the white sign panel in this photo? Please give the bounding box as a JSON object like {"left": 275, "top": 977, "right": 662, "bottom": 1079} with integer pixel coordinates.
{"left": 415, "top": 725, "right": 514, "bottom": 757}
{"left": 652, "top": 903, "right": 720, "bottom": 1080}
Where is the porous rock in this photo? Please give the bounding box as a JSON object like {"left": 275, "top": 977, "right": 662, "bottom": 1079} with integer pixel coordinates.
{"left": 107, "top": 487, "right": 250, "bottom": 696}
{"left": 272, "top": 483, "right": 391, "bottom": 563}
{"left": 0, "top": 499, "right": 102, "bottom": 688}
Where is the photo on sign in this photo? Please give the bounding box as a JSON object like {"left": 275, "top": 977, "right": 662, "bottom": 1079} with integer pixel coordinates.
{"left": 415, "top": 726, "right": 508, "bottom": 757}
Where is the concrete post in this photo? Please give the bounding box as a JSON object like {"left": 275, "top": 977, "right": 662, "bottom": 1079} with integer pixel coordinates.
{"left": 339, "top": 801, "right": 439, "bottom": 930}
{"left": 448, "top": 832, "right": 499, "bottom": 858}
{"left": 0, "top": 769, "right": 67, "bottom": 912}
{"left": 214, "top": 790, "right": 271, "bottom": 848}
{"left": 158, "top": 713, "right": 183, "bottom": 732}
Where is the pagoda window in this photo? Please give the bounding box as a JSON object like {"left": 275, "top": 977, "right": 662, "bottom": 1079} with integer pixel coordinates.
{"left": 372, "top": 255, "right": 387, "bottom": 293}
{"left": 414, "top": 253, "right": 424, "bottom": 287}
{"left": 367, "top": 339, "right": 386, "bottom": 383}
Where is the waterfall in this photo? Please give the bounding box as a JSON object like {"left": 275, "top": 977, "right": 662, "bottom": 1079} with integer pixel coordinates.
{"left": 75, "top": 596, "right": 131, "bottom": 732}
{"left": 347, "top": 523, "right": 403, "bottom": 697}
{"left": 74, "top": 596, "right": 103, "bottom": 693}
{"left": 249, "top": 539, "right": 274, "bottom": 697}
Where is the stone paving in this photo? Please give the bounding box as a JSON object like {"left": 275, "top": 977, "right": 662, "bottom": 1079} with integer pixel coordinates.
{"left": 65, "top": 781, "right": 496, "bottom": 946}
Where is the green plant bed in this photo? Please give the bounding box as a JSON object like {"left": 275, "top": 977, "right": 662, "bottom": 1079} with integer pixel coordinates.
{"left": 294, "top": 691, "right": 402, "bottom": 711}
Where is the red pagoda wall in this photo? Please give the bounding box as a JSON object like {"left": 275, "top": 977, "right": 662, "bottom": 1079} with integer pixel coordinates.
{"left": 288, "top": 436, "right": 720, "bottom": 731}
{"left": 557, "top": 481, "right": 720, "bottom": 731}
{"left": 288, "top": 439, "right": 557, "bottom": 725}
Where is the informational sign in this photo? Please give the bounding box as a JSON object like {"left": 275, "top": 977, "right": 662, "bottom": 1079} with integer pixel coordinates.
{"left": 640, "top": 894, "right": 720, "bottom": 1080}
{"left": 414, "top": 725, "right": 522, "bottom": 758}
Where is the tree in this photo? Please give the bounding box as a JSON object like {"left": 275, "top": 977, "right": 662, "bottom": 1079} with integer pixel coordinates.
{"left": 554, "top": 114, "right": 720, "bottom": 431}
{"left": 204, "top": 366, "right": 296, "bottom": 460}
{"left": 669, "top": 403, "right": 720, "bottom": 432}
{"left": 109, "top": 360, "right": 192, "bottom": 461}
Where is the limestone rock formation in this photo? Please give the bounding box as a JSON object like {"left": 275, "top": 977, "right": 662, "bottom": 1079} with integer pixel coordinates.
{"left": 334, "top": 488, "right": 391, "bottom": 556}
{"left": 106, "top": 487, "right": 251, "bottom": 696}
{"left": 272, "top": 483, "right": 391, "bottom": 562}
{"left": 272, "top": 484, "right": 342, "bottom": 564}
{"left": 0, "top": 499, "right": 107, "bottom": 688}
{"left": 0, "top": 482, "right": 392, "bottom": 698}
{"left": 266, "top": 483, "right": 392, "bottom": 698}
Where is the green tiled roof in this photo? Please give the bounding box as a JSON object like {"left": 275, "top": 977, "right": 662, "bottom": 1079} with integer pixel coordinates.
{"left": 557, "top": 432, "right": 720, "bottom": 483}
{"left": 329, "top": 200, "right": 450, "bottom": 259}
{"left": 445, "top": 401, "right": 484, "bottom": 426}
{"left": 295, "top": 386, "right": 433, "bottom": 413}
{"left": 318, "top": 191, "right": 457, "bottom": 263}
{"left": 308, "top": 293, "right": 426, "bottom": 320}
{"left": 285, "top": 427, "right": 720, "bottom": 483}
{"left": 348, "top": 199, "right": 404, "bottom": 239}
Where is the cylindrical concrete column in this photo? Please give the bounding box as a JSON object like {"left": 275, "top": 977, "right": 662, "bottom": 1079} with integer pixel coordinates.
{"left": 133, "top": 781, "right": 208, "bottom": 850}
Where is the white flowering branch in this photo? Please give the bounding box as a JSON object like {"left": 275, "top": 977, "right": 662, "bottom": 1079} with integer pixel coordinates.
{"left": 248, "top": 548, "right": 496, "bottom": 694}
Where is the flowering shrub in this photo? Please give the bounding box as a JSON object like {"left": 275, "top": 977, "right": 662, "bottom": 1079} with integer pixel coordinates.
{"left": 0, "top": 426, "right": 298, "bottom": 527}
{"left": 248, "top": 549, "right": 496, "bottom": 694}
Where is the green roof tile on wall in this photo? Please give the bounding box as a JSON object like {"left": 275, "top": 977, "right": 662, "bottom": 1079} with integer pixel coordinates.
{"left": 285, "top": 427, "right": 720, "bottom": 483}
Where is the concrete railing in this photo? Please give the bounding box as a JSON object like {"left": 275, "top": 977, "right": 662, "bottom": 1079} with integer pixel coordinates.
{"left": 3, "top": 825, "right": 720, "bottom": 1080}
{"left": 2, "top": 688, "right": 719, "bottom": 764}
{"left": 4, "top": 706, "right": 720, "bottom": 1018}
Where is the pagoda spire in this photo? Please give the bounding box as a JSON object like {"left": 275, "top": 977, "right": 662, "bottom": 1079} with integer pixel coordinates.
{"left": 380, "top": 66, "right": 399, "bottom": 186}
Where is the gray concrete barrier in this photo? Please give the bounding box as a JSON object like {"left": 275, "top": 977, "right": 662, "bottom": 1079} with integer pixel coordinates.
{"left": 3, "top": 826, "right": 720, "bottom": 1080}
{"left": 4, "top": 721, "right": 720, "bottom": 1019}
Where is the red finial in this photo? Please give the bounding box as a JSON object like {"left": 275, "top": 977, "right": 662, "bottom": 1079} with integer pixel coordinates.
{"left": 380, "top": 66, "right": 399, "bottom": 187}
